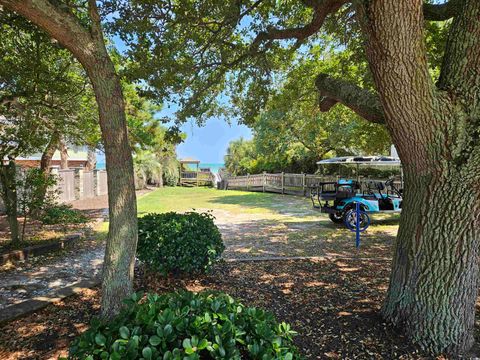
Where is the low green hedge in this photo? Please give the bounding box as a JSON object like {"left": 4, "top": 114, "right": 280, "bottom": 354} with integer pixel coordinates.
{"left": 40, "top": 204, "right": 88, "bottom": 225}
{"left": 137, "top": 212, "right": 224, "bottom": 275}
{"left": 68, "top": 291, "right": 301, "bottom": 359}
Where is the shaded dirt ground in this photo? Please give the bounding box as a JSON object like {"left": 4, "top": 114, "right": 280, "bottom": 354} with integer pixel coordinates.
{"left": 0, "top": 189, "right": 470, "bottom": 359}
{"left": 1, "top": 258, "right": 471, "bottom": 360}
{"left": 0, "top": 190, "right": 152, "bottom": 310}
{"left": 0, "top": 216, "right": 91, "bottom": 255}
{"left": 0, "top": 188, "right": 152, "bottom": 254}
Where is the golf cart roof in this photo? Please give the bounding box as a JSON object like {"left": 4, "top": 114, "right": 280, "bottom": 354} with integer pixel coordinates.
{"left": 317, "top": 156, "right": 401, "bottom": 166}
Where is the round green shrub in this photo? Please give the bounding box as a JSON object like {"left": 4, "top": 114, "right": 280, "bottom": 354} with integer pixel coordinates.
{"left": 137, "top": 212, "right": 224, "bottom": 274}
{"left": 41, "top": 204, "right": 88, "bottom": 225}
{"left": 69, "top": 291, "right": 301, "bottom": 360}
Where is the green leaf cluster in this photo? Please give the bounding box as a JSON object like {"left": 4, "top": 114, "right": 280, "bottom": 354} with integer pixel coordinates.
{"left": 17, "top": 168, "right": 57, "bottom": 216}
{"left": 107, "top": 1, "right": 451, "bottom": 130}
{"left": 0, "top": 11, "right": 98, "bottom": 155}
{"left": 40, "top": 204, "right": 88, "bottom": 225}
{"left": 137, "top": 212, "right": 224, "bottom": 275}
{"left": 68, "top": 291, "right": 300, "bottom": 360}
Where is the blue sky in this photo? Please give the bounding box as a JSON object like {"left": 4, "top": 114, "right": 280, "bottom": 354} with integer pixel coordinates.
{"left": 174, "top": 118, "right": 252, "bottom": 164}
{"left": 98, "top": 115, "right": 252, "bottom": 165}
{"left": 158, "top": 100, "right": 252, "bottom": 163}
{"left": 109, "top": 36, "right": 251, "bottom": 164}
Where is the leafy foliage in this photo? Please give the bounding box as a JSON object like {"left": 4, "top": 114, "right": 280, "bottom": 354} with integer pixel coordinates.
{"left": 107, "top": 1, "right": 450, "bottom": 126}
{"left": 137, "top": 212, "right": 224, "bottom": 275}
{"left": 41, "top": 204, "right": 88, "bottom": 225}
{"left": 224, "top": 45, "right": 390, "bottom": 176}
{"left": 68, "top": 290, "right": 300, "bottom": 360}
{"left": 134, "top": 151, "right": 164, "bottom": 189}
{"left": 133, "top": 123, "right": 183, "bottom": 189}
{"left": 161, "top": 156, "right": 180, "bottom": 187}
{"left": 17, "top": 168, "right": 57, "bottom": 216}
{"left": 0, "top": 12, "right": 98, "bottom": 152}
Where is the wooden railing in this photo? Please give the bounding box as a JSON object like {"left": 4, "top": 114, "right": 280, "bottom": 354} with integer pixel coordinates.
{"left": 225, "top": 172, "right": 402, "bottom": 196}
{"left": 179, "top": 171, "right": 215, "bottom": 186}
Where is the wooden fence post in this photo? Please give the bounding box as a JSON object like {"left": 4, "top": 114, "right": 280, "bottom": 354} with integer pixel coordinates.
{"left": 263, "top": 171, "right": 266, "bottom": 192}
{"left": 281, "top": 172, "right": 285, "bottom": 194}
{"left": 302, "top": 172, "right": 306, "bottom": 196}
{"left": 179, "top": 164, "right": 182, "bottom": 186}
{"left": 247, "top": 174, "right": 250, "bottom": 191}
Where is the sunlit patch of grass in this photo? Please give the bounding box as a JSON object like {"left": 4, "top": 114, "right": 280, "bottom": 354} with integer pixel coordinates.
{"left": 137, "top": 187, "right": 318, "bottom": 220}
{"left": 91, "top": 221, "right": 108, "bottom": 243}
{"left": 97, "top": 187, "right": 400, "bottom": 259}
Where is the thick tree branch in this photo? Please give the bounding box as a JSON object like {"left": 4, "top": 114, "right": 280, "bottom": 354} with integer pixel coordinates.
{"left": 438, "top": 0, "right": 480, "bottom": 97}
{"left": 0, "top": 0, "right": 95, "bottom": 66}
{"left": 315, "top": 73, "right": 385, "bottom": 124}
{"left": 423, "top": 0, "right": 462, "bottom": 21}
{"left": 88, "top": 0, "right": 103, "bottom": 43}
{"left": 251, "top": 0, "right": 347, "bottom": 49}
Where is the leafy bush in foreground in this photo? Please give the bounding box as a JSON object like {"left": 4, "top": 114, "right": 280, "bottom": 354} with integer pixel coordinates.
{"left": 137, "top": 212, "right": 224, "bottom": 274}
{"left": 69, "top": 291, "right": 301, "bottom": 360}
{"left": 41, "top": 204, "right": 88, "bottom": 225}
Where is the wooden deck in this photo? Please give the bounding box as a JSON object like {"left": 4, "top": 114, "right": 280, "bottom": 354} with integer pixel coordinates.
{"left": 179, "top": 171, "right": 215, "bottom": 187}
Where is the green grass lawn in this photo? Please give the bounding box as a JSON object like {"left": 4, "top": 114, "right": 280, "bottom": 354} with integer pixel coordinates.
{"left": 134, "top": 186, "right": 399, "bottom": 259}
{"left": 137, "top": 186, "right": 316, "bottom": 219}
{"left": 89, "top": 186, "right": 401, "bottom": 259}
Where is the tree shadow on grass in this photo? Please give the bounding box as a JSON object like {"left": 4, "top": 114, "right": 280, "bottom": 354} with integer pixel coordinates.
{"left": 219, "top": 218, "right": 326, "bottom": 259}
{"left": 209, "top": 192, "right": 315, "bottom": 215}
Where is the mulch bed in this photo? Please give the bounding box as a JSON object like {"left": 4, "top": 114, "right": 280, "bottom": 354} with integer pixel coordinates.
{"left": 0, "top": 258, "right": 466, "bottom": 359}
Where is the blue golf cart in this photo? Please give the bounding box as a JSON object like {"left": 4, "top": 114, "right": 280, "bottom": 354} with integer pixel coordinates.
{"left": 310, "top": 156, "right": 403, "bottom": 225}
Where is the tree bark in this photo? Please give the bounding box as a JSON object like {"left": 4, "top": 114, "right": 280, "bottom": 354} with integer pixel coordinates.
{"left": 85, "top": 50, "right": 138, "bottom": 319}
{"left": 354, "top": 0, "right": 480, "bottom": 354}
{"left": 85, "top": 146, "right": 97, "bottom": 171}
{"left": 157, "top": 163, "right": 164, "bottom": 188}
{"left": 38, "top": 131, "right": 60, "bottom": 205}
{"left": 0, "top": 0, "right": 138, "bottom": 318}
{"left": 383, "top": 166, "right": 480, "bottom": 354}
{"left": 59, "top": 137, "right": 69, "bottom": 169}
{"left": 40, "top": 131, "right": 59, "bottom": 173}
{"left": 0, "top": 159, "right": 20, "bottom": 245}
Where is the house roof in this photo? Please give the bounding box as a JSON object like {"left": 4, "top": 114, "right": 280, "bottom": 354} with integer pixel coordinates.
{"left": 16, "top": 149, "right": 88, "bottom": 161}
{"left": 180, "top": 157, "right": 200, "bottom": 164}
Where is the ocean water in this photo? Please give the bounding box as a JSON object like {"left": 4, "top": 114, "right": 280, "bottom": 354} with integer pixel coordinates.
{"left": 199, "top": 163, "right": 224, "bottom": 174}
{"left": 96, "top": 162, "right": 225, "bottom": 173}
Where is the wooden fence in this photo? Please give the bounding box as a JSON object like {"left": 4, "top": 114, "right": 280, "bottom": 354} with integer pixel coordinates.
{"left": 57, "top": 169, "right": 76, "bottom": 202}
{"left": 179, "top": 171, "right": 215, "bottom": 187}
{"left": 55, "top": 169, "right": 107, "bottom": 202}
{"left": 225, "top": 172, "right": 402, "bottom": 196}
{"left": 0, "top": 168, "right": 109, "bottom": 214}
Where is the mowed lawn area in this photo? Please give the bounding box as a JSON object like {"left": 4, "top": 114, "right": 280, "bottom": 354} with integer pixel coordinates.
{"left": 4, "top": 187, "right": 447, "bottom": 360}
{"left": 138, "top": 187, "right": 399, "bottom": 259}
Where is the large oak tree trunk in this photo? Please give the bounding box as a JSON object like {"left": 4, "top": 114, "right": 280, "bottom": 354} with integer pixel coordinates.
{"left": 86, "top": 53, "right": 138, "bottom": 319}
{"left": 383, "top": 162, "right": 480, "bottom": 354}
{"left": 0, "top": 0, "right": 139, "bottom": 319}
{"left": 355, "top": 0, "right": 480, "bottom": 354}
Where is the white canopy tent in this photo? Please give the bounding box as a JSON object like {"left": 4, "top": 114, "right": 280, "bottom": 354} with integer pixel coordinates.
{"left": 316, "top": 155, "right": 403, "bottom": 187}
{"left": 316, "top": 155, "right": 401, "bottom": 166}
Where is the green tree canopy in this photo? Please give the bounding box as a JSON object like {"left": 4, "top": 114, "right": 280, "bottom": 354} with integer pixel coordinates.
{"left": 107, "top": 1, "right": 449, "bottom": 126}
{"left": 0, "top": 12, "right": 97, "bottom": 157}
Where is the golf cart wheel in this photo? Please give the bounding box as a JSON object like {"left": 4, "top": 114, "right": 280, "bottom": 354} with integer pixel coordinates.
{"left": 329, "top": 212, "right": 344, "bottom": 224}
{"left": 343, "top": 210, "right": 370, "bottom": 231}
